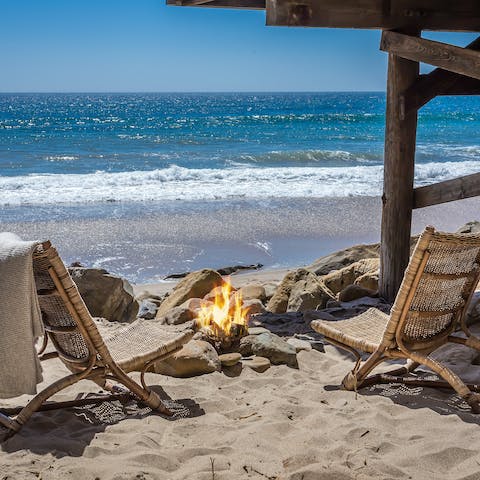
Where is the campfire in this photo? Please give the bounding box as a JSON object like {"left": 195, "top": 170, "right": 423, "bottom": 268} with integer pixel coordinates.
{"left": 195, "top": 282, "right": 250, "bottom": 352}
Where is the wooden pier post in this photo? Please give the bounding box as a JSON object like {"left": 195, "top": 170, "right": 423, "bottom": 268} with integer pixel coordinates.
{"left": 379, "top": 30, "right": 420, "bottom": 302}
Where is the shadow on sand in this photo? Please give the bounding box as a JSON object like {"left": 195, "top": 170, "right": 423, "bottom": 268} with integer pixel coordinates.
{"left": 1, "top": 385, "right": 204, "bottom": 458}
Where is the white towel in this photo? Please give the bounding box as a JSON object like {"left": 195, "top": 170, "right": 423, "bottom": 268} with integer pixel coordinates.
{"left": 0, "top": 232, "right": 44, "bottom": 398}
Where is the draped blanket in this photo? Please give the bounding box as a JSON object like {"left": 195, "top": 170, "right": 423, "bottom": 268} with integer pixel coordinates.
{"left": 0, "top": 233, "right": 44, "bottom": 398}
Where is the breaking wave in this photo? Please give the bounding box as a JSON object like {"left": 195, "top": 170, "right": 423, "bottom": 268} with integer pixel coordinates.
{"left": 1, "top": 161, "right": 479, "bottom": 207}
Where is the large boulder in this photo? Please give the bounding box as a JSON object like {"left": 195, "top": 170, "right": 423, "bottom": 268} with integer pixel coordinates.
{"left": 69, "top": 267, "right": 138, "bottom": 323}
{"left": 156, "top": 269, "right": 224, "bottom": 319}
{"left": 239, "top": 332, "right": 297, "bottom": 368}
{"left": 287, "top": 271, "right": 335, "bottom": 312}
{"left": 338, "top": 284, "right": 377, "bottom": 302}
{"left": 308, "top": 243, "right": 380, "bottom": 276}
{"left": 354, "top": 270, "right": 379, "bottom": 291}
{"left": 237, "top": 284, "right": 267, "bottom": 302}
{"left": 153, "top": 340, "right": 221, "bottom": 377}
{"left": 321, "top": 258, "right": 380, "bottom": 295}
{"left": 267, "top": 269, "right": 333, "bottom": 313}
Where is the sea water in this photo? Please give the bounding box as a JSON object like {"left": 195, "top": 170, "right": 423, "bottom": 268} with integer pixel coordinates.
{"left": 1, "top": 93, "right": 479, "bottom": 280}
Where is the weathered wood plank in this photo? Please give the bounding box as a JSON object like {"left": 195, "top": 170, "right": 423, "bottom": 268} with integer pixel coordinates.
{"left": 413, "top": 173, "right": 480, "bottom": 209}
{"left": 380, "top": 29, "right": 420, "bottom": 303}
{"left": 266, "top": 0, "right": 480, "bottom": 31}
{"left": 167, "top": 0, "right": 266, "bottom": 9}
{"left": 381, "top": 31, "right": 480, "bottom": 80}
{"left": 402, "top": 37, "right": 480, "bottom": 115}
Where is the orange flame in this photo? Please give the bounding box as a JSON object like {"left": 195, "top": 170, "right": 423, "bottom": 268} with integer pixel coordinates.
{"left": 196, "top": 282, "right": 249, "bottom": 337}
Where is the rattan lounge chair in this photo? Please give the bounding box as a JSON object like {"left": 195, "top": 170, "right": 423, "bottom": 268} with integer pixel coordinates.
{"left": 0, "top": 241, "right": 194, "bottom": 439}
{"left": 311, "top": 226, "right": 480, "bottom": 412}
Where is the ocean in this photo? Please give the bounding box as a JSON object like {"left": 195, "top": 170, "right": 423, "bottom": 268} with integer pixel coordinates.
{"left": 1, "top": 92, "right": 479, "bottom": 281}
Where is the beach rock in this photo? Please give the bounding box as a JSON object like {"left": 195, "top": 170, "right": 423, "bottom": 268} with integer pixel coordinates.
{"left": 244, "top": 298, "right": 266, "bottom": 317}
{"left": 219, "top": 352, "right": 241, "bottom": 367}
{"left": 457, "top": 221, "right": 480, "bottom": 234}
{"left": 154, "top": 340, "right": 221, "bottom": 377}
{"left": 238, "top": 284, "right": 267, "bottom": 302}
{"left": 263, "top": 282, "right": 279, "bottom": 301}
{"left": 156, "top": 304, "right": 196, "bottom": 325}
{"left": 69, "top": 267, "right": 138, "bottom": 323}
{"left": 247, "top": 326, "right": 270, "bottom": 335}
{"left": 268, "top": 269, "right": 334, "bottom": 313}
{"left": 308, "top": 244, "right": 380, "bottom": 276}
{"left": 286, "top": 338, "right": 312, "bottom": 352}
{"left": 354, "top": 271, "right": 379, "bottom": 291}
{"left": 321, "top": 258, "right": 380, "bottom": 295}
{"left": 181, "top": 297, "right": 213, "bottom": 314}
{"left": 287, "top": 270, "right": 335, "bottom": 312}
{"left": 156, "top": 269, "right": 224, "bottom": 319}
{"left": 239, "top": 332, "right": 297, "bottom": 367}
{"left": 338, "top": 284, "right": 377, "bottom": 302}
{"left": 135, "top": 291, "right": 165, "bottom": 306}
{"left": 243, "top": 356, "right": 271, "bottom": 373}
{"left": 137, "top": 300, "right": 158, "bottom": 320}
{"left": 204, "top": 285, "right": 236, "bottom": 302}
{"left": 267, "top": 269, "right": 305, "bottom": 313}
{"left": 466, "top": 291, "right": 480, "bottom": 326}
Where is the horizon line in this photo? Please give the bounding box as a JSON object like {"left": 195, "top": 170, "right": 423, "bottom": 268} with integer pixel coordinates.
{"left": 0, "top": 90, "right": 387, "bottom": 95}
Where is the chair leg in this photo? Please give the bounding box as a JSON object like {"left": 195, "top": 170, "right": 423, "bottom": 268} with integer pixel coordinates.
{"left": 408, "top": 352, "right": 480, "bottom": 413}
{"left": 0, "top": 371, "right": 89, "bottom": 440}
{"left": 342, "top": 350, "right": 386, "bottom": 391}
{"left": 106, "top": 364, "right": 173, "bottom": 416}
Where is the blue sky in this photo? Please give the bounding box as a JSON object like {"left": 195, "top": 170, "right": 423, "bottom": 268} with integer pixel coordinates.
{"left": 0, "top": 0, "right": 477, "bottom": 92}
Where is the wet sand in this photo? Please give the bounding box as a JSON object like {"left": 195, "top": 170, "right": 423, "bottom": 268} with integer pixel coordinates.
{"left": 2, "top": 196, "right": 480, "bottom": 283}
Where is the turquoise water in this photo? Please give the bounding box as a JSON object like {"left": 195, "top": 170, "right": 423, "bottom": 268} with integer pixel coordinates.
{"left": 1, "top": 92, "right": 479, "bottom": 212}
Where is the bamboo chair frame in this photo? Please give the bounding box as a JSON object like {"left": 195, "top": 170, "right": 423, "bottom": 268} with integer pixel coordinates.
{"left": 311, "top": 226, "right": 480, "bottom": 413}
{"left": 0, "top": 242, "right": 194, "bottom": 439}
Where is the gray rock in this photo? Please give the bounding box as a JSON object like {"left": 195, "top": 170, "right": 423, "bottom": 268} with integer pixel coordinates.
{"left": 153, "top": 340, "right": 221, "bottom": 377}
{"left": 239, "top": 332, "right": 297, "bottom": 368}
{"left": 156, "top": 269, "right": 223, "bottom": 319}
{"left": 137, "top": 300, "right": 158, "bottom": 320}
{"left": 247, "top": 326, "right": 270, "bottom": 335}
{"left": 69, "top": 267, "right": 138, "bottom": 323}
{"left": 287, "top": 338, "right": 312, "bottom": 352}
{"left": 466, "top": 291, "right": 480, "bottom": 326}
{"left": 242, "top": 356, "right": 270, "bottom": 373}
{"left": 157, "top": 304, "right": 196, "bottom": 325}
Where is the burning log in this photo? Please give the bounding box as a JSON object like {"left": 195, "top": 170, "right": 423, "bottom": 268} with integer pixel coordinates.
{"left": 194, "top": 281, "right": 250, "bottom": 353}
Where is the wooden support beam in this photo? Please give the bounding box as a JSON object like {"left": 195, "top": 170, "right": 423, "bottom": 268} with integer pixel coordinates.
{"left": 167, "top": 0, "right": 265, "bottom": 9}
{"left": 413, "top": 173, "right": 480, "bottom": 209}
{"left": 380, "top": 30, "right": 420, "bottom": 303}
{"left": 402, "top": 36, "right": 480, "bottom": 114}
{"left": 381, "top": 31, "right": 480, "bottom": 80}
{"left": 266, "top": 0, "right": 480, "bottom": 31}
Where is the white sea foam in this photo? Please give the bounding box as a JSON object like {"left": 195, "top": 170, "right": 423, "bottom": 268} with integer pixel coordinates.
{"left": 1, "top": 161, "right": 479, "bottom": 207}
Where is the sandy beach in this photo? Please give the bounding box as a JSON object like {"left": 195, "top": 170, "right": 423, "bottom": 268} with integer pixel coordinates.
{"left": 2, "top": 320, "right": 480, "bottom": 480}
{"left": 2, "top": 247, "right": 480, "bottom": 479}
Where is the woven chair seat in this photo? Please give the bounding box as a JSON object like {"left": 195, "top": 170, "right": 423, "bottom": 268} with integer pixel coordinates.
{"left": 98, "top": 320, "right": 194, "bottom": 373}
{"left": 311, "top": 308, "right": 390, "bottom": 353}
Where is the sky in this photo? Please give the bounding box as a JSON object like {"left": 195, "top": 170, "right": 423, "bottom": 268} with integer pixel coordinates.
{"left": 0, "top": 0, "right": 477, "bottom": 92}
